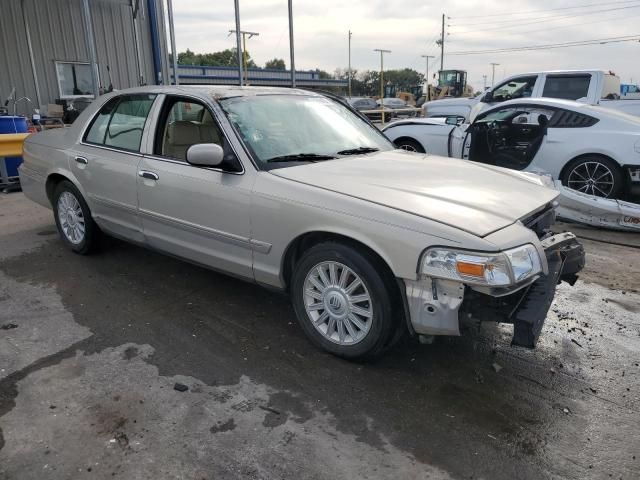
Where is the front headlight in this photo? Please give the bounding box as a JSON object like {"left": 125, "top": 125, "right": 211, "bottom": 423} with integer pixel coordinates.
{"left": 421, "top": 244, "right": 541, "bottom": 286}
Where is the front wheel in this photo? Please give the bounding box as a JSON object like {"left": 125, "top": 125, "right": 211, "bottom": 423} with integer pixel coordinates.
{"left": 561, "top": 156, "right": 624, "bottom": 199}
{"left": 291, "top": 242, "right": 398, "bottom": 360}
{"left": 52, "top": 180, "right": 100, "bottom": 254}
{"left": 394, "top": 138, "right": 425, "bottom": 153}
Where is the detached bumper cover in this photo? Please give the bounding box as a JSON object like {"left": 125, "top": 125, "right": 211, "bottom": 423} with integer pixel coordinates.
{"left": 511, "top": 233, "right": 585, "bottom": 348}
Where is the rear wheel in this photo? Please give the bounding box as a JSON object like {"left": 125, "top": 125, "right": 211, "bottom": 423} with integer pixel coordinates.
{"left": 561, "top": 155, "right": 624, "bottom": 199}
{"left": 394, "top": 138, "right": 425, "bottom": 153}
{"left": 52, "top": 180, "right": 99, "bottom": 254}
{"left": 291, "top": 242, "right": 398, "bottom": 360}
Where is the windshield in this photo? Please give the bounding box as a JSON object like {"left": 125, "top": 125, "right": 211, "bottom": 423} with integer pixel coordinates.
{"left": 219, "top": 94, "right": 393, "bottom": 167}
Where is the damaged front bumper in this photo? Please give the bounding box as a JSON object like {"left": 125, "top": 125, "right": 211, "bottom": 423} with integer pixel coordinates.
{"left": 404, "top": 232, "right": 585, "bottom": 348}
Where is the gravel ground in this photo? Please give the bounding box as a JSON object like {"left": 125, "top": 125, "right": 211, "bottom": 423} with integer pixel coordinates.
{"left": 1, "top": 192, "right": 639, "bottom": 480}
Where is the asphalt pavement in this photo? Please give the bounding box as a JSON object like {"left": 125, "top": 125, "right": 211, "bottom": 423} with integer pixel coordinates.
{"left": 1, "top": 192, "right": 639, "bottom": 480}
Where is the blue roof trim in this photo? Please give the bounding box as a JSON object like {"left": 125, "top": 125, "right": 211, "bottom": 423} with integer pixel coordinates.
{"left": 176, "top": 74, "right": 346, "bottom": 85}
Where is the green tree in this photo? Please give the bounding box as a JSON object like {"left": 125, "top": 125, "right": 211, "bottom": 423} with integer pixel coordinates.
{"left": 265, "top": 58, "right": 286, "bottom": 70}
{"left": 175, "top": 48, "right": 256, "bottom": 68}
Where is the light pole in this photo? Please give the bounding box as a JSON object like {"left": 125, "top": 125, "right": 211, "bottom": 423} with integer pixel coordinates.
{"left": 348, "top": 30, "right": 352, "bottom": 97}
{"left": 167, "top": 0, "right": 179, "bottom": 85}
{"left": 233, "top": 0, "right": 243, "bottom": 86}
{"left": 229, "top": 30, "right": 259, "bottom": 85}
{"left": 374, "top": 48, "right": 391, "bottom": 123}
{"left": 288, "top": 0, "right": 295, "bottom": 87}
{"left": 490, "top": 62, "right": 500, "bottom": 86}
{"left": 483, "top": 75, "right": 487, "bottom": 90}
{"left": 421, "top": 54, "right": 435, "bottom": 100}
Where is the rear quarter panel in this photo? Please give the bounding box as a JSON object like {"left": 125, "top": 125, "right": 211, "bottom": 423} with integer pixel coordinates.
{"left": 384, "top": 124, "right": 454, "bottom": 156}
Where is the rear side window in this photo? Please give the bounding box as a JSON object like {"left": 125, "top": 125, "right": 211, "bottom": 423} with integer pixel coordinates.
{"left": 84, "top": 94, "right": 156, "bottom": 152}
{"left": 543, "top": 75, "right": 590, "bottom": 100}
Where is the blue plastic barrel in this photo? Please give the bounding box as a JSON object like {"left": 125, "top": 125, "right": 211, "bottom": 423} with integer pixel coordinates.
{"left": 0, "top": 116, "right": 28, "bottom": 178}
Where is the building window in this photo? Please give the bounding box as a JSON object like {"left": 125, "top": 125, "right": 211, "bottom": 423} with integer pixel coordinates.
{"left": 55, "top": 62, "right": 95, "bottom": 99}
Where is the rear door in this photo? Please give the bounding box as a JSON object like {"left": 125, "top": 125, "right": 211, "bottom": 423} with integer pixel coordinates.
{"left": 73, "top": 93, "right": 157, "bottom": 241}
{"left": 137, "top": 95, "right": 255, "bottom": 279}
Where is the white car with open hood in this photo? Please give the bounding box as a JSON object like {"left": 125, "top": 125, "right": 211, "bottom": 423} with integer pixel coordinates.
{"left": 384, "top": 98, "right": 640, "bottom": 200}
{"left": 19, "top": 86, "right": 584, "bottom": 360}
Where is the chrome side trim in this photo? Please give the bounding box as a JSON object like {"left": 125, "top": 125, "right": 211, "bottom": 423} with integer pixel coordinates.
{"left": 139, "top": 208, "right": 272, "bottom": 253}
{"left": 89, "top": 194, "right": 138, "bottom": 214}
{"left": 249, "top": 239, "right": 272, "bottom": 254}
{"left": 79, "top": 141, "right": 144, "bottom": 157}
{"left": 141, "top": 154, "right": 244, "bottom": 176}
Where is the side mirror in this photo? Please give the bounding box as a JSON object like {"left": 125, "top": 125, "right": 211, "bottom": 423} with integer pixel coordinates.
{"left": 186, "top": 143, "right": 224, "bottom": 167}
{"left": 482, "top": 91, "right": 493, "bottom": 102}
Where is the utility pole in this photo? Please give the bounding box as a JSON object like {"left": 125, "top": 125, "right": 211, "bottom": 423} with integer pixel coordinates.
{"left": 167, "top": 0, "right": 179, "bottom": 85}
{"left": 374, "top": 49, "right": 391, "bottom": 123}
{"left": 229, "top": 30, "right": 259, "bottom": 85}
{"left": 421, "top": 54, "right": 435, "bottom": 100}
{"left": 288, "top": 0, "right": 295, "bottom": 87}
{"left": 490, "top": 62, "right": 500, "bottom": 86}
{"left": 483, "top": 75, "right": 487, "bottom": 90}
{"left": 348, "top": 30, "right": 352, "bottom": 97}
{"left": 439, "top": 13, "right": 445, "bottom": 72}
{"left": 233, "top": 0, "right": 243, "bottom": 86}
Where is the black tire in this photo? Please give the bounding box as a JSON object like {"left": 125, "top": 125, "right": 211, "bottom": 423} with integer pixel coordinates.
{"left": 291, "top": 242, "right": 399, "bottom": 361}
{"left": 394, "top": 138, "right": 425, "bottom": 153}
{"left": 52, "top": 180, "right": 100, "bottom": 255}
{"left": 560, "top": 155, "right": 624, "bottom": 199}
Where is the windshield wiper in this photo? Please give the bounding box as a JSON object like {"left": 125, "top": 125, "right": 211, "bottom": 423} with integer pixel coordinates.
{"left": 265, "top": 153, "right": 336, "bottom": 163}
{"left": 336, "top": 146, "right": 380, "bottom": 155}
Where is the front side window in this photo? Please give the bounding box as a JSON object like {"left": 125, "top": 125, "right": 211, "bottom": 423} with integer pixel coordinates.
{"left": 155, "top": 98, "right": 225, "bottom": 162}
{"left": 543, "top": 75, "right": 591, "bottom": 100}
{"left": 491, "top": 76, "right": 537, "bottom": 102}
{"left": 219, "top": 95, "right": 393, "bottom": 167}
{"left": 56, "top": 62, "right": 94, "bottom": 99}
{"left": 84, "top": 94, "right": 156, "bottom": 152}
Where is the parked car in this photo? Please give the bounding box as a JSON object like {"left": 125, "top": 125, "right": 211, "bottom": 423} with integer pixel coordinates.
{"left": 345, "top": 97, "right": 382, "bottom": 121}
{"left": 377, "top": 97, "right": 416, "bottom": 118}
{"left": 19, "top": 86, "right": 584, "bottom": 360}
{"left": 384, "top": 98, "right": 640, "bottom": 199}
{"left": 422, "top": 70, "right": 640, "bottom": 122}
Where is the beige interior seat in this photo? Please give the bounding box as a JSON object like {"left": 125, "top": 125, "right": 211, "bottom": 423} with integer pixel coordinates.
{"left": 199, "top": 110, "right": 223, "bottom": 145}
{"left": 164, "top": 121, "right": 202, "bottom": 161}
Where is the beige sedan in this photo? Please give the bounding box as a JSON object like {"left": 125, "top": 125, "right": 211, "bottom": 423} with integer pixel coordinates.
{"left": 19, "top": 86, "right": 584, "bottom": 360}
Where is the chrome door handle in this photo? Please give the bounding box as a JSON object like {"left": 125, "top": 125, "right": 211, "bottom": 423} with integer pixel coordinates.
{"left": 74, "top": 156, "right": 88, "bottom": 165}
{"left": 138, "top": 170, "right": 159, "bottom": 181}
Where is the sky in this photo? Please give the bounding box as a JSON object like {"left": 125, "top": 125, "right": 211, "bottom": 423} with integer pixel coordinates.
{"left": 169, "top": 0, "right": 640, "bottom": 91}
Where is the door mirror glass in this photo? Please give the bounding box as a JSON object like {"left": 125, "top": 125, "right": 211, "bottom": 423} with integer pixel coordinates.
{"left": 186, "top": 143, "right": 224, "bottom": 167}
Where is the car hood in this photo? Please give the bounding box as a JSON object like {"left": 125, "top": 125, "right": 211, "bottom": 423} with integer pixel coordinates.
{"left": 270, "top": 151, "right": 559, "bottom": 237}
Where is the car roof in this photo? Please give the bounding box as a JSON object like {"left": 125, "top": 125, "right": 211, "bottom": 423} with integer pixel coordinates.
{"left": 104, "top": 85, "right": 323, "bottom": 100}
{"left": 502, "top": 69, "right": 614, "bottom": 78}
{"left": 482, "top": 97, "right": 640, "bottom": 125}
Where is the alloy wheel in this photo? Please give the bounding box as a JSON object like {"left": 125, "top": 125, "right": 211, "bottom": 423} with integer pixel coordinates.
{"left": 303, "top": 261, "right": 373, "bottom": 345}
{"left": 567, "top": 161, "right": 615, "bottom": 198}
{"left": 57, "top": 191, "right": 86, "bottom": 244}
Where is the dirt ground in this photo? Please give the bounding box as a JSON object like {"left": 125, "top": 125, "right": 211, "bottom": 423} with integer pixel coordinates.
{"left": 1, "top": 192, "right": 639, "bottom": 480}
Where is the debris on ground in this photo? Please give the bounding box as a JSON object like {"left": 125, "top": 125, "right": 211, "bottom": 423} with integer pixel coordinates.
{"left": 173, "top": 383, "right": 189, "bottom": 392}
{"left": 1, "top": 323, "right": 18, "bottom": 330}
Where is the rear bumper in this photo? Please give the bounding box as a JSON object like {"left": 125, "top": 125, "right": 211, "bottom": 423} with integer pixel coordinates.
{"left": 404, "top": 233, "right": 585, "bottom": 348}
{"left": 18, "top": 165, "right": 50, "bottom": 209}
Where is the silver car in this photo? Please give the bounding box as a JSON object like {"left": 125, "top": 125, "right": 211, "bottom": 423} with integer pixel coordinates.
{"left": 19, "top": 86, "right": 585, "bottom": 360}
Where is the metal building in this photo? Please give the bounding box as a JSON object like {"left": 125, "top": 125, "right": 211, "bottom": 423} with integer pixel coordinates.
{"left": 0, "top": 0, "right": 170, "bottom": 116}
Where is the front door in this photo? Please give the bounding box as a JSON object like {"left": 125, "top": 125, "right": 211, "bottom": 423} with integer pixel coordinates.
{"left": 72, "top": 93, "right": 157, "bottom": 242}
{"left": 137, "top": 95, "right": 254, "bottom": 279}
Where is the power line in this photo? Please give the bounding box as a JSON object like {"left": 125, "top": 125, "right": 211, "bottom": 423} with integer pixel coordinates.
{"left": 506, "top": 11, "right": 640, "bottom": 36}
{"left": 447, "top": 34, "right": 640, "bottom": 55}
{"left": 451, "top": 0, "right": 640, "bottom": 21}
{"left": 449, "top": 4, "right": 640, "bottom": 33}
